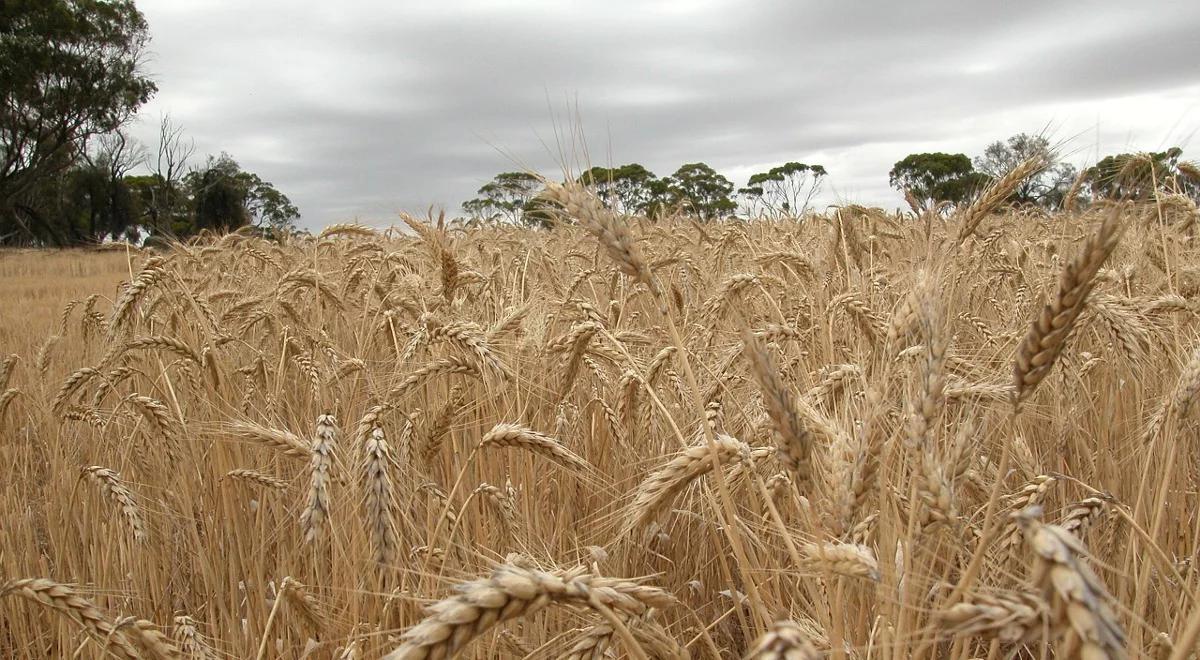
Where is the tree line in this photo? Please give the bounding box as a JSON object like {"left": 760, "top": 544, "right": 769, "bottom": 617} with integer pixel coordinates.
{"left": 1, "top": 0, "right": 299, "bottom": 246}
{"left": 463, "top": 161, "right": 828, "bottom": 226}
{"left": 889, "top": 138, "right": 1197, "bottom": 213}
{"left": 5, "top": 2, "right": 1197, "bottom": 244}
{"left": 466, "top": 135, "right": 1199, "bottom": 227}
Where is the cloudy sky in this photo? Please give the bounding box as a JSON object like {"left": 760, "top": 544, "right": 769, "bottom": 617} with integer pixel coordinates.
{"left": 128, "top": 0, "right": 1200, "bottom": 230}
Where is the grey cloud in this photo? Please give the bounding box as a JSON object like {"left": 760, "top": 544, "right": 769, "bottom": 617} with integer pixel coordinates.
{"left": 130, "top": 0, "right": 1200, "bottom": 229}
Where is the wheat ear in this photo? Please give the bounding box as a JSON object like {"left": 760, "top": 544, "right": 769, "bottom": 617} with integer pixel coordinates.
{"left": 299, "top": 414, "right": 338, "bottom": 544}
{"left": 624, "top": 433, "right": 748, "bottom": 535}
{"left": 1016, "top": 507, "right": 1127, "bottom": 659}
{"left": 744, "top": 621, "right": 821, "bottom": 659}
{"left": 172, "top": 614, "right": 218, "bottom": 659}
{"left": 1013, "top": 211, "right": 1124, "bottom": 405}
{"left": 480, "top": 422, "right": 591, "bottom": 472}
{"left": 224, "top": 469, "right": 289, "bottom": 491}
{"left": 958, "top": 154, "right": 1047, "bottom": 242}
{"left": 383, "top": 564, "right": 673, "bottom": 660}
{"left": 112, "top": 616, "right": 183, "bottom": 659}
{"left": 81, "top": 465, "right": 146, "bottom": 543}
{"left": 935, "top": 589, "right": 1047, "bottom": 643}
{"left": 319, "top": 222, "right": 377, "bottom": 239}
{"left": 280, "top": 576, "right": 326, "bottom": 635}
{"left": 743, "top": 332, "right": 813, "bottom": 486}
{"left": 387, "top": 356, "right": 480, "bottom": 400}
{"left": 541, "top": 182, "right": 657, "bottom": 295}
{"left": 0, "top": 387, "right": 19, "bottom": 417}
{"left": 1, "top": 578, "right": 142, "bottom": 659}
{"left": 107, "top": 257, "right": 167, "bottom": 340}
{"left": 0, "top": 353, "right": 18, "bottom": 389}
{"left": 225, "top": 420, "right": 311, "bottom": 459}
{"left": 800, "top": 542, "right": 881, "bottom": 581}
{"left": 362, "top": 425, "right": 399, "bottom": 565}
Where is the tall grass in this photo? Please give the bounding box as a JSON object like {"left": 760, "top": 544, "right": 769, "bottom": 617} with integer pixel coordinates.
{"left": 2, "top": 193, "right": 1199, "bottom": 658}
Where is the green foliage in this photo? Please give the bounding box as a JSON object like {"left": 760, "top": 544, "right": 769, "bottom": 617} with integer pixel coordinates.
{"left": 126, "top": 172, "right": 188, "bottom": 233}
{"left": 1, "top": 0, "right": 157, "bottom": 244}
{"left": 519, "top": 191, "right": 564, "bottom": 230}
{"left": 889, "top": 153, "right": 985, "bottom": 209}
{"left": 462, "top": 171, "right": 542, "bottom": 225}
{"left": 7, "top": 145, "right": 302, "bottom": 244}
{"left": 577, "top": 163, "right": 659, "bottom": 214}
{"left": 1086, "top": 147, "right": 1186, "bottom": 201}
{"left": 974, "top": 134, "right": 1076, "bottom": 209}
{"left": 665, "top": 162, "right": 736, "bottom": 221}
{"left": 641, "top": 178, "right": 673, "bottom": 219}
{"left": 186, "top": 155, "right": 248, "bottom": 234}
{"left": 61, "top": 157, "right": 142, "bottom": 242}
{"left": 739, "top": 161, "right": 827, "bottom": 217}
{"left": 182, "top": 153, "right": 298, "bottom": 236}
{"left": 244, "top": 174, "right": 300, "bottom": 233}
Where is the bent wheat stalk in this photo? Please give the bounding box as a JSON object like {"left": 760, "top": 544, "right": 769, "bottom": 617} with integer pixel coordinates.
{"left": 624, "top": 433, "right": 748, "bottom": 536}
{"left": 480, "top": 422, "right": 590, "bottom": 472}
{"left": 80, "top": 465, "right": 146, "bottom": 543}
{"left": 383, "top": 564, "right": 673, "bottom": 660}
{"left": 1, "top": 578, "right": 142, "bottom": 659}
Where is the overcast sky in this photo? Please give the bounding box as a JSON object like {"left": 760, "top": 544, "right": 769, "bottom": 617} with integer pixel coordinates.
{"left": 128, "top": 0, "right": 1200, "bottom": 230}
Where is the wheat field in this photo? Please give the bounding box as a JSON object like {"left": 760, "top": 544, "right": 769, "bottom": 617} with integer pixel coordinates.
{"left": 3, "top": 182, "right": 1200, "bottom": 659}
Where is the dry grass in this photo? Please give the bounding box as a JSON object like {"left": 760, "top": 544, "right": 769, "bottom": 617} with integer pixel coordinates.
{"left": 2, "top": 191, "right": 1200, "bottom": 658}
